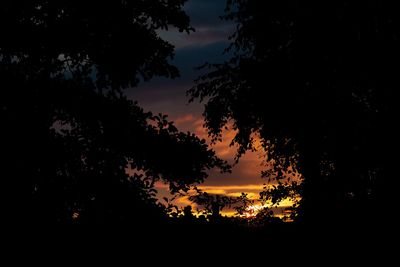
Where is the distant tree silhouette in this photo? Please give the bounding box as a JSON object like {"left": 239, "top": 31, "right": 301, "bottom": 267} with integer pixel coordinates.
{"left": 0, "top": 0, "right": 230, "bottom": 224}
{"left": 182, "top": 205, "right": 195, "bottom": 222}
{"left": 234, "top": 193, "right": 255, "bottom": 217}
{"left": 189, "top": 0, "right": 398, "bottom": 225}
{"left": 190, "top": 190, "right": 236, "bottom": 221}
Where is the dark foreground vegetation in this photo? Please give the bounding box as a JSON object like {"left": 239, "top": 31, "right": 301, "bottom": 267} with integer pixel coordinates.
{"left": 1, "top": 0, "right": 398, "bottom": 237}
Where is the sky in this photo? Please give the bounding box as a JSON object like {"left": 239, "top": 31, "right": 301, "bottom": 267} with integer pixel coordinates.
{"left": 127, "top": 0, "right": 282, "bottom": 216}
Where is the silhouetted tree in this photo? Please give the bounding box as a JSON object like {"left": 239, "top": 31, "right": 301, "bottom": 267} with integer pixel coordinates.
{"left": 0, "top": 0, "right": 230, "bottom": 224}
{"left": 234, "top": 193, "right": 255, "bottom": 217}
{"left": 189, "top": 0, "right": 398, "bottom": 225}
{"left": 190, "top": 189, "right": 236, "bottom": 222}
{"left": 182, "top": 205, "right": 195, "bottom": 222}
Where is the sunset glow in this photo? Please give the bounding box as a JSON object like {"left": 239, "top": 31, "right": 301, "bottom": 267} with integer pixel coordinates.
{"left": 242, "top": 204, "right": 269, "bottom": 218}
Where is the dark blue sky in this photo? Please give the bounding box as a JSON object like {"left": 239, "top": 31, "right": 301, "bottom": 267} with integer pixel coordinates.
{"left": 127, "top": 0, "right": 233, "bottom": 119}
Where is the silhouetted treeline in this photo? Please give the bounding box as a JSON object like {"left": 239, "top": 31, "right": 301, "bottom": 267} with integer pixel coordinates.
{"left": 190, "top": 0, "right": 399, "bottom": 226}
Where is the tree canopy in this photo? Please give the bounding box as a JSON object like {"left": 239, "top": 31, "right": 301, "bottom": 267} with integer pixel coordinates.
{"left": 1, "top": 0, "right": 229, "bottom": 224}
{"left": 189, "top": 0, "right": 399, "bottom": 224}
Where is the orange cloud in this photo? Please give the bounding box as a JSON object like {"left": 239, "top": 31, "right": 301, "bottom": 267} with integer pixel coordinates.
{"left": 174, "top": 114, "right": 196, "bottom": 126}
{"left": 197, "top": 184, "right": 264, "bottom": 192}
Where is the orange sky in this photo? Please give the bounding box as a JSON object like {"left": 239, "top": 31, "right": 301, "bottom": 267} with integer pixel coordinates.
{"left": 155, "top": 113, "right": 274, "bottom": 216}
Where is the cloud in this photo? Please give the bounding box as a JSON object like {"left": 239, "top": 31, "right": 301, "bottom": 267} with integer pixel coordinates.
{"left": 159, "top": 26, "right": 234, "bottom": 50}
{"left": 198, "top": 184, "right": 264, "bottom": 191}
{"left": 175, "top": 195, "right": 194, "bottom": 207}
{"left": 173, "top": 41, "right": 232, "bottom": 75}
{"left": 187, "top": 27, "right": 231, "bottom": 45}
{"left": 158, "top": 0, "right": 235, "bottom": 51}
{"left": 197, "top": 184, "right": 264, "bottom": 200}
{"left": 184, "top": 0, "right": 229, "bottom": 28}
{"left": 174, "top": 114, "right": 196, "bottom": 126}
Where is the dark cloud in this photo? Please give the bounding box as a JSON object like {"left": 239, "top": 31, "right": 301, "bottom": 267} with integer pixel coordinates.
{"left": 204, "top": 159, "right": 264, "bottom": 187}
{"left": 157, "top": 0, "right": 234, "bottom": 50}
{"left": 173, "top": 41, "right": 231, "bottom": 77}
{"left": 184, "top": 0, "right": 229, "bottom": 28}
{"left": 184, "top": 27, "right": 231, "bottom": 44}
{"left": 127, "top": 83, "right": 194, "bottom": 115}
{"left": 159, "top": 26, "right": 233, "bottom": 50}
